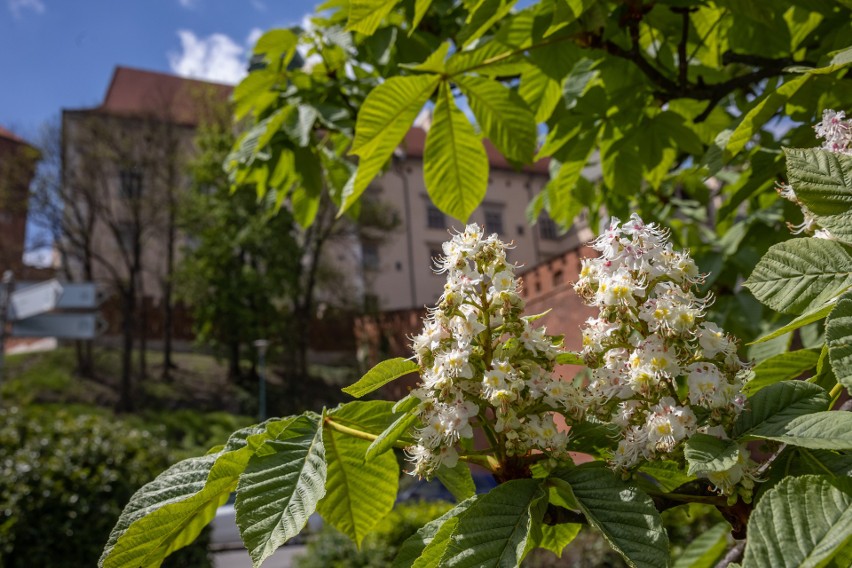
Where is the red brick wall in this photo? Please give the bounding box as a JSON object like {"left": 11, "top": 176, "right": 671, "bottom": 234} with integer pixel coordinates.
{"left": 0, "top": 137, "right": 37, "bottom": 271}
{"left": 518, "top": 246, "right": 596, "bottom": 352}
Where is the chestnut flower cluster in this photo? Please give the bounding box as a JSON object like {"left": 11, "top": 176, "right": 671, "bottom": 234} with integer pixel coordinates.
{"left": 778, "top": 108, "right": 852, "bottom": 238}
{"left": 406, "top": 224, "right": 572, "bottom": 478}
{"left": 574, "top": 214, "right": 756, "bottom": 498}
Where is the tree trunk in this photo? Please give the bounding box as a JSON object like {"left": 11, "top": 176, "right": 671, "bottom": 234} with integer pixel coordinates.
{"left": 119, "top": 284, "right": 135, "bottom": 412}
{"left": 138, "top": 294, "right": 147, "bottom": 381}
{"left": 162, "top": 167, "right": 177, "bottom": 380}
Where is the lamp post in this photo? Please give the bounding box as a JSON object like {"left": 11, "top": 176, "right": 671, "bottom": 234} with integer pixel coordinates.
{"left": 253, "top": 339, "right": 269, "bottom": 421}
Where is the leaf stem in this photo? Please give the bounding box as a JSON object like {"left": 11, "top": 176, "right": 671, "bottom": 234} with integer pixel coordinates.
{"left": 828, "top": 382, "right": 844, "bottom": 407}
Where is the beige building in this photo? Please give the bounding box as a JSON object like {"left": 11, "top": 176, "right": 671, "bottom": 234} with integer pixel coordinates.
{"left": 360, "top": 128, "right": 591, "bottom": 311}
{"left": 62, "top": 67, "right": 590, "bottom": 323}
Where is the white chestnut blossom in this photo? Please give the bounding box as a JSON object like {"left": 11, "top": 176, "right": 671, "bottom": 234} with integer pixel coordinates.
{"left": 575, "top": 214, "right": 752, "bottom": 498}
{"left": 406, "top": 224, "right": 574, "bottom": 477}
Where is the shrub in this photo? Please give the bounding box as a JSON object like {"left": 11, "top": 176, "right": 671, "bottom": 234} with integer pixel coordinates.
{"left": 0, "top": 406, "right": 211, "bottom": 567}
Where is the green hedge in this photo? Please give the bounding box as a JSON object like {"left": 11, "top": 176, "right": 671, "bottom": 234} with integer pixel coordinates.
{"left": 0, "top": 406, "right": 210, "bottom": 567}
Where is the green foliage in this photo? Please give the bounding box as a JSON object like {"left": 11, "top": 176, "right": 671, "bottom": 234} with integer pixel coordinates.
{"left": 319, "top": 402, "right": 401, "bottom": 547}
{"left": 550, "top": 464, "right": 669, "bottom": 568}
{"left": 342, "top": 357, "right": 419, "bottom": 398}
{"left": 297, "top": 500, "right": 455, "bottom": 568}
{"left": 743, "top": 239, "right": 852, "bottom": 315}
{"left": 433, "top": 479, "right": 544, "bottom": 567}
{"left": 742, "top": 476, "right": 852, "bottom": 568}
{"left": 99, "top": 3, "right": 852, "bottom": 567}
{"left": 733, "top": 381, "right": 829, "bottom": 440}
{"left": 424, "top": 81, "right": 490, "bottom": 222}
{"left": 826, "top": 292, "right": 852, "bottom": 390}
{"left": 0, "top": 406, "right": 209, "bottom": 568}
{"left": 683, "top": 434, "right": 741, "bottom": 477}
{"left": 785, "top": 148, "right": 852, "bottom": 240}
{"left": 235, "top": 415, "right": 326, "bottom": 566}
{"left": 742, "top": 348, "right": 821, "bottom": 395}
{"left": 671, "top": 523, "right": 728, "bottom": 568}
{"left": 178, "top": 117, "right": 302, "bottom": 377}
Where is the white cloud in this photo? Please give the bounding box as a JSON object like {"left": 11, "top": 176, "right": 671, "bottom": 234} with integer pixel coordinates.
{"left": 177, "top": 0, "right": 198, "bottom": 9}
{"left": 250, "top": 0, "right": 266, "bottom": 12}
{"left": 8, "top": 0, "right": 45, "bottom": 18}
{"left": 168, "top": 30, "right": 249, "bottom": 84}
{"left": 246, "top": 27, "right": 263, "bottom": 48}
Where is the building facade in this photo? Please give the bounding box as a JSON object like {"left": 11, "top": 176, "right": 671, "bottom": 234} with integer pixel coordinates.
{"left": 361, "top": 127, "right": 591, "bottom": 311}
{"left": 0, "top": 126, "right": 39, "bottom": 272}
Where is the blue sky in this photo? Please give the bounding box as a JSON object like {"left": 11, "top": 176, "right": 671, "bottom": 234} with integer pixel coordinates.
{"left": 0, "top": 0, "right": 320, "bottom": 142}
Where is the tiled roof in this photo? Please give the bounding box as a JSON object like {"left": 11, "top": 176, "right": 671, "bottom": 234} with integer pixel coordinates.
{"left": 0, "top": 125, "right": 34, "bottom": 148}
{"left": 95, "top": 66, "right": 232, "bottom": 126}
{"left": 89, "top": 66, "right": 549, "bottom": 173}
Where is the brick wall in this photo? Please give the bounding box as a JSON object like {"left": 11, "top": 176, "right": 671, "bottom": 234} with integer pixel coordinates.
{"left": 517, "top": 246, "right": 597, "bottom": 352}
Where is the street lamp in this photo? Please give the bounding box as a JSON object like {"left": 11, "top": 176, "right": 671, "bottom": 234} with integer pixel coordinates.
{"left": 253, "top": 339, "right": 269, "bottom": 421}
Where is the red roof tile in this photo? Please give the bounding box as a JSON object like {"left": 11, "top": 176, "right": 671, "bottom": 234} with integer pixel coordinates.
{"left": 0, "top": 125, "right": 34, "bottom": 148}
{"left": 90, "top": 67, "right": 550, "bottom": 173}
{"left": 97, "top": 66, "right": 232, "bottom": 126}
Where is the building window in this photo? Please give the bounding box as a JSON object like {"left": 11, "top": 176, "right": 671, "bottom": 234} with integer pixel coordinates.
{"left": 539, "top": 214, "right": 560, "bottom": 241}
{"left": 427, "top": 204, "right": 446, "bottom": 229}
{"left": 484, "top": 208, "right": 504, "bottom": 235}
{"left": 119, "top": 169, "right": 143, "bottom": 199}
{"left": 553, "top": 270, "right": 563, "bottom": 287}
{"left": 362, "top": 241, "right": 380, "bottom": 271}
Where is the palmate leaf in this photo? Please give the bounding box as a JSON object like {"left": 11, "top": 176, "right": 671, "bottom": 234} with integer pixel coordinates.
{"left": 455, "top": 74, "right": 536, "bottom": 163}
{"left": 750, "top": 301, "right": 835, "bottom": 344}
{"left": 235, "top": 415, "right": 326, "bottom": 567}
{"left": 318, "top": 402, "right": 400, "bottom": 547}
{"left": 527, "top": 522, "right": 582, "bottom": 558}
{"left": 439, "top": 479, "right": 546, "bottom": 568}
{"left": 742, "top": 238, "right": 852, "bottom": 315}
{"left": 342, "top": 357, "right": 419, "bottom": 398}
{"left": 413, "top": 517, "right": 460, "bottom": 568}
{"left": 672, "top": 523, "right": 728, "bottom": 568}
{"left": 743, "top": 475, "right": 852, "bottom": 568}
{"left": 545, "top": 128, "right": 598, "bottom": 228}
{"left": 345, "top": 74, "right": 440, "bottom": 213}
{"left": 424, "top": 82, "right": 489, "bottom": 222}
{"left": 99, "top": 418, "right": 298, "bottom": 567}
{"left": 743, "top": 348, "right": 822, "bottom": 395}
{"left": 519, "top": 65, "right": 562, "bottom": 123}
{"left": 785, "top": 147, "right": 852, "bottom": 242}
{"left": 552, "top": 463, "right": 669, "bottom": 568}
{"left": 346, "top": 0, "right": 400, "bottom": 35}
{"left": 772, "top": 447, "right": 852, "bottom": 480}
{"left": 826, "top": 291, "right": 852, "bottom": 391}
{"left": 753, "top": 412, "right": 852, "bottom": 450}
{"left": 733, "top": 381, "right": 829, "bottom": 441}
{"left": 726, "top": 74, "right": 811, "bottom": 158}
{"left": 394, "top": 496, "right": 479, "bottom": 568}
{"left": 684, "top": 434, "right": 741, "bottom": 477}
{"left": 636, "top": 461, "right": 695, "bottom": 494}
{"left": 365, "top": 397, "right": 419, "bottom": 461}
{"left": 435, "top": 461, "right": 476, "bottom": 502}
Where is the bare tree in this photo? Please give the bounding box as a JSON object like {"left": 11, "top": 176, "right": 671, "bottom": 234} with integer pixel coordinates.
{"left": 58, "top": 109, "right": 186, "bottom": 410}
